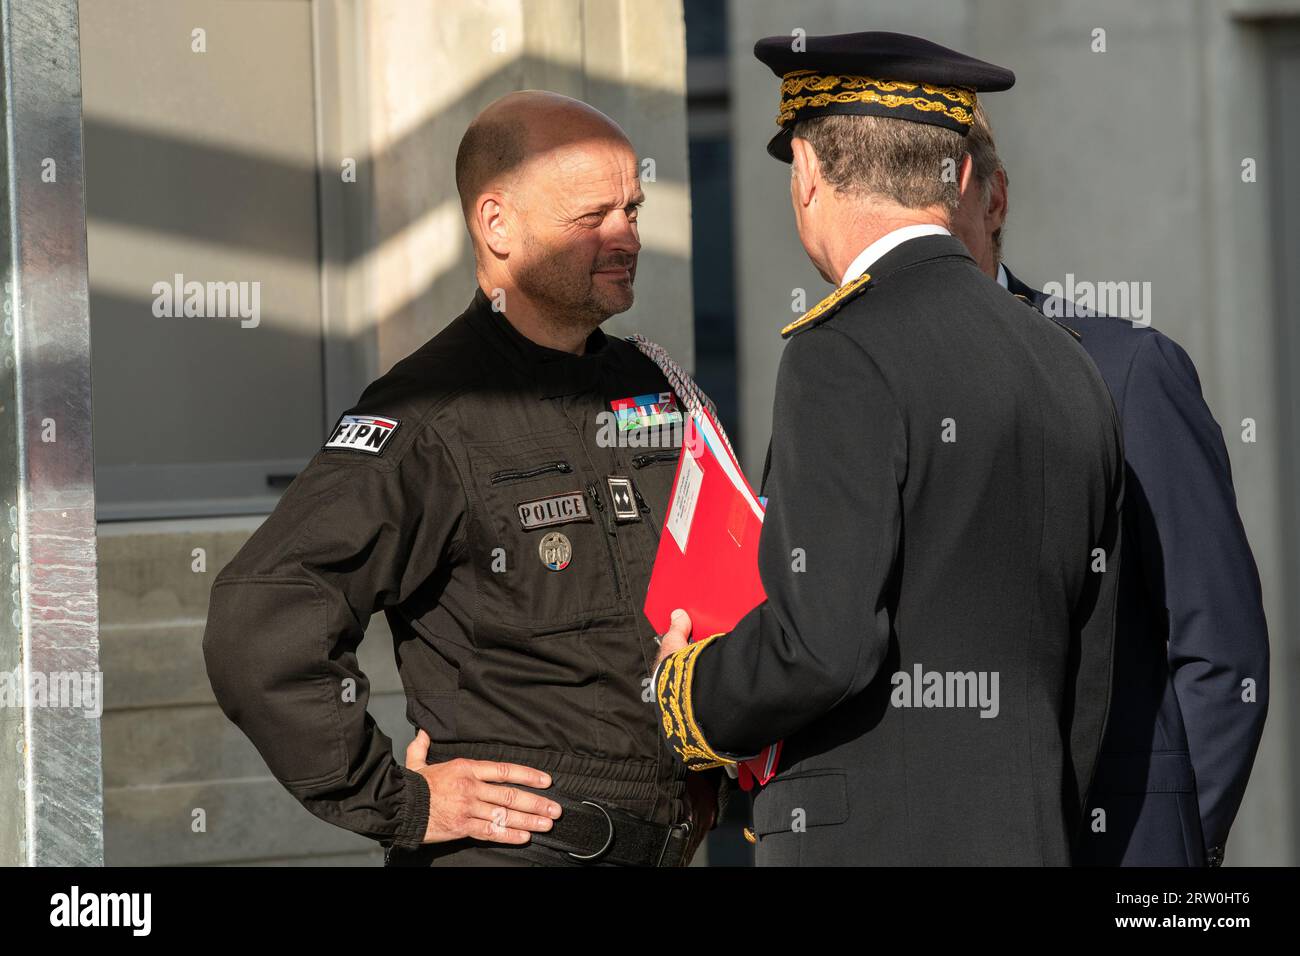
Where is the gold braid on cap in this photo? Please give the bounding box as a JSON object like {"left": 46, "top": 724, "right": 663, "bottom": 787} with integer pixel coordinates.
{"left": 776, "top": 69, "right": 976, "bottom": 129}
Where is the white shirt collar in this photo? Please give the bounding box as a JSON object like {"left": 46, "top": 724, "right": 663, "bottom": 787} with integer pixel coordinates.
{"left": 996, "top": 262, "right": 1009, "bottom": 289}
{"left": 840, "top": 224, "right": 952, "bottom": 287}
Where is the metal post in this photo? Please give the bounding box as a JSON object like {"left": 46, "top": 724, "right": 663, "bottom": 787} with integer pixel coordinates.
{"left": 0, "top": 0, "right": 102, "bottom": 866}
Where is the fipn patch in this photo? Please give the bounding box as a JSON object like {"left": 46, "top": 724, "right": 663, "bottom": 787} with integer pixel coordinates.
{"left": 324, "top": 415, "right": 400, "bottom": 455}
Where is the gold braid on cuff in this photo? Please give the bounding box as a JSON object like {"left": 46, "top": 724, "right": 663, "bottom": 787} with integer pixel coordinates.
{"left": 656, "top": 634, "right": 735, "bottom": 771}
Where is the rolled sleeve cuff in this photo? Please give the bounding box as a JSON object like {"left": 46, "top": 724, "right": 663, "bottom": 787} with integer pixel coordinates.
{"left": 388, "top": 766, "right": 431, "bottom": 850}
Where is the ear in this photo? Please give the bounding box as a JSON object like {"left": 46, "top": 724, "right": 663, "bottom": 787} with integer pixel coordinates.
{"left": 955, "top": 153, "right": 977, "bottom": 200}
{"left": 476, "top": 194, "right": 510, "bottom": 257}
{"left": 986, "top": 168, "right": 1008, "bottom": 231}
{"left": 789, "top": 137, "right": 819, "bottom": 208}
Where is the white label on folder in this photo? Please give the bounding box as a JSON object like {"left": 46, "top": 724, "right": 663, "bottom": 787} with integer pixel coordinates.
{"left": 666, "top": 452, "right": 703, "bottom": 554}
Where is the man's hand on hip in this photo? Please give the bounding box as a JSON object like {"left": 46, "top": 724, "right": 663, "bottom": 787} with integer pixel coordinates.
{"left": 405, "top": 729, "right": 562, "bottom": 845}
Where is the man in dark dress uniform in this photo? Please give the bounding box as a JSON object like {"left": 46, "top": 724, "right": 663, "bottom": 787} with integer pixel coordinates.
{"left": 951, "top": 104, "right": 1269, "bottom": 866}
{"left": 202, "top": 91, "right": 722, "bottom": 866}
{"left": 653, "top": 32, "right": 1125, "bottom": 865}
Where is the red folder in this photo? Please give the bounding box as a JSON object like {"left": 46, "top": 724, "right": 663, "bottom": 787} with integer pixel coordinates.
{"left": 644, "top": 408, "right": 782, "bottom": 789}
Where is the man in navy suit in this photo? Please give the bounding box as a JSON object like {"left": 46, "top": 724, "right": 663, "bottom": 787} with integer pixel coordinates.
{"left": 951, "top": 104, "right": 1270, "bottom": 866}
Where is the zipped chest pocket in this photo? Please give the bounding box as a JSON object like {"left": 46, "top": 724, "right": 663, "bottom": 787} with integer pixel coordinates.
{"left": 627, "top": 449, "right": 681, "bottom": 537}
{"left": 467, "top": 434, "right": 623, "bottom": 635}
{"left": 490, "top": 461, "right": 573, "bottom": 484}
{"left": 632, "top": 450, "right": 679, "bottom": 470}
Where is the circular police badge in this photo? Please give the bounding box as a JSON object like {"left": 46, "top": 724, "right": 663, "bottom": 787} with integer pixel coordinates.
{"left": 538, "top": 531, "right": 572, "bottom": 571}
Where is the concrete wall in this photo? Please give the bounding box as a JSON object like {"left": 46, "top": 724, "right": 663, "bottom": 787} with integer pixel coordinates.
{"left": 98, "top": 519, "right": 400, "bottom": 864}
{"left": 82, "top": 0, "right": 328, "bottom": 519}
{"left": 728, "top": 0, "right": 1299, "bottom": 864}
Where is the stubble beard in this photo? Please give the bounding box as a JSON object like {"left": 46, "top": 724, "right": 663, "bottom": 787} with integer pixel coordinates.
{"left": 514, "top": 231, "right": 636, "bottom": 337}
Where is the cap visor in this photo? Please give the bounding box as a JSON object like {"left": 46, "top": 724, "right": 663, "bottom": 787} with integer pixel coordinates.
{"left": 766, "top": 128, "right": 793, "bottom": 163}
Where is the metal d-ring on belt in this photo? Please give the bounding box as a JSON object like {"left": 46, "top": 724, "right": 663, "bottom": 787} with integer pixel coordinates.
{"left": 525, "top": 790, "right": 693, "bottom": 867}
{"left": 566, "top": 801, "right": 615, "bottom": 860}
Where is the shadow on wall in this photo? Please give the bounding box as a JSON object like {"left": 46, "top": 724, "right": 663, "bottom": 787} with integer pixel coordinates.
{"left": 84, "top": 56, "right": 694, "bottom": 372}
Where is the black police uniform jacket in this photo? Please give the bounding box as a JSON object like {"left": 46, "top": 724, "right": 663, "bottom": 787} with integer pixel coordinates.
{"left": 1005, "top": 266, "right": 1269, "bottom": 867}
{"left": 202, "top": 288, "right": 692, "bottom": 851}
{"left": 657, "top": 235, "right": 1125, "bottom": 865}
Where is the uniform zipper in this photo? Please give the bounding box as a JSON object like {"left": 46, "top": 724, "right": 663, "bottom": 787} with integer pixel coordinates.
{"left": 631, "top": 479, "right": 658, "bottom": 541}
{"left": 631, "top": 451, "right": 678, "bottom": 469}
{"left": 490, "top": 460, "right": 572, "bottom": 484}
{"left": 587, "top": 481, "right": 622, "bottom": 597}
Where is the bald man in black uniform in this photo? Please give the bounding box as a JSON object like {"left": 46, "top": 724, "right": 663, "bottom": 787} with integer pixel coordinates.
{"left": 204, "top": 91, "right": 723, "bottom": 866}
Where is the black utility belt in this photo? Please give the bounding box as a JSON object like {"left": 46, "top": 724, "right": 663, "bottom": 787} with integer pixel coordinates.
{"left": 525, "top": 788, "right": 692, "bottom": 867}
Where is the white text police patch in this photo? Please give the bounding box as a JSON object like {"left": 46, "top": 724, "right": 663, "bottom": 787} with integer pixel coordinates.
{"left": 325, "top": 415, "right": 400, "bottom": 455}
{"left": 517, "top": 491, "right": 590, "bottom": 531}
